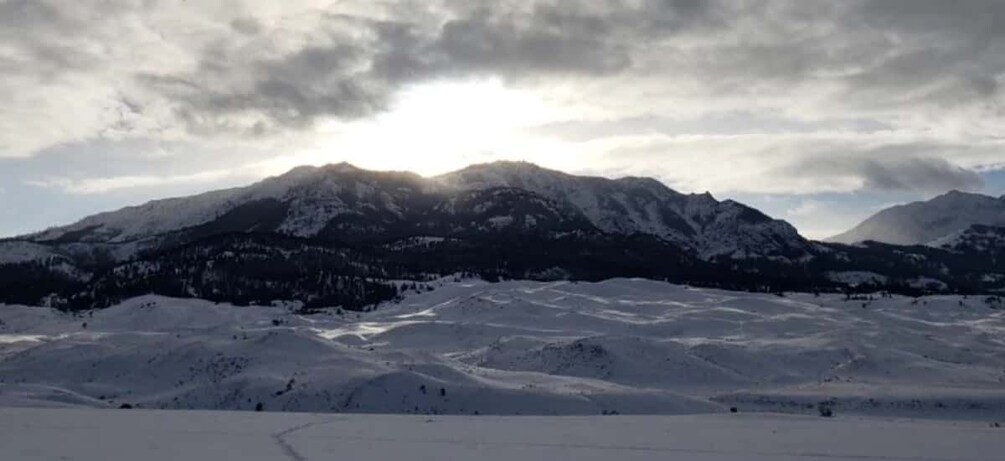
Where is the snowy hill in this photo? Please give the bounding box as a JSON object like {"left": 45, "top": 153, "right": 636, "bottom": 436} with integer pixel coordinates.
{"left": 828, "top": 191, "right": 1005, "bottom": 245}
{"left": 2, "top": 279, "right": 1003, "bottom": 419}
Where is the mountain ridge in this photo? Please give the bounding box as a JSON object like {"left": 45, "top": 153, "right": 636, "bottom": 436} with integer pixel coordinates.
{"left": 2, "top": 162, "right": 1003, "bottom": 311}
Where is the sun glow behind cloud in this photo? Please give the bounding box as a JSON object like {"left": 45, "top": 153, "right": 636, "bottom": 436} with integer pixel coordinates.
{"left": 256, "top": 78, "right": 583, "bottom": 177}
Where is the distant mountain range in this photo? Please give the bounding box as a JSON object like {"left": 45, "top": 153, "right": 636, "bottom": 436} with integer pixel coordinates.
{"left": 828, "top": 191, "right": 1005, "bottom": 245}
{"left": 2, "top": 162, "right": 1002, "bottom": 310}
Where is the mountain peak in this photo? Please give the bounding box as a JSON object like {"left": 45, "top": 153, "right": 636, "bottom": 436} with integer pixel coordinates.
{"left": 828, "top": 190, "right": 1005, "bottom": 245}
{"left": 324, "top": 161, "right": 364, "bottom": 172}
{"left": 925, "top": 190, "right": 999, "bottom": 210}
{"left": 444, "top": 160, "right": 562, "bottom": 178}
{"left": 477, "top": 160, "right": 546, "bottom": 170}
{"left": 279, "top": 162, "right": 363, "bottom": 177}
{"left": 934, "top": 189, "right": 984, "bottom": 201}
{"left": 436, "top": 161, "right": 574, "bottom": 191}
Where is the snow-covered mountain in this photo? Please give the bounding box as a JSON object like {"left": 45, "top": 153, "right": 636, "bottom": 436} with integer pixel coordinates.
{"left": 3, "top": 163, "right": 1004, "bottom": 311}
{"left": 828, "top": 191, "right": 1005, "bottom": 245}
{"left": 26, "top": 161, "right": 812, "bottom": 261}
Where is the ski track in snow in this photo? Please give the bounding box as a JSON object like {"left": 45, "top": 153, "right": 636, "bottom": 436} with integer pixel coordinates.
{"left": 1, "top": 278, "right": 1004, "bottom": 420}
{"left": 271, "top": 416, "right": 343, "bottom": 461}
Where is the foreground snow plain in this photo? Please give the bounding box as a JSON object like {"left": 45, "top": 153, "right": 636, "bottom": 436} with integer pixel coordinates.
{"left": 1, "top": 278, "right": 1004, "bottom": 420}
{"left": 2, "top": 407, "right": 1003, "bottom": 461}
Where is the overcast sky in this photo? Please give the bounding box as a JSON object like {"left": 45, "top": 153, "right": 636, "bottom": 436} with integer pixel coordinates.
{"left": 1, "top": 0, "right": 1004, "bottom": 239}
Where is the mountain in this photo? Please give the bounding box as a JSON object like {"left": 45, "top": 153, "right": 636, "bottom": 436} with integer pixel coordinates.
{"left": 24, "top": 161, "right": 813, "bottom": 262}
{"left": 827, "top": 191, "right": 1005, "bottom": 245}
{"left": 2, "top": 162, "right": 1003, "bottom": 311}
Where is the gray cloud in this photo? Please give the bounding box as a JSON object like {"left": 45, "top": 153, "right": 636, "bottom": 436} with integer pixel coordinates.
{"left": 0, "top": 0, "right": 134, "bottom": 74}
{"left": 783, "top": 151, "right": 984, "bottom": 194}
{"left": 859, "top": 157, "right": 983, "bottom": 192}
{"left": 2, "top": 0, "right": 1004, "bottom": 142}
{"left": 577, "top": 132, "right": 997, "bottom": 197}
{"left": 2, "top": 0, "right": 1005, "bottom": 239}
{"left": 534, "top": 112, "right": 894, "bottom": 142}
{"left": 126, "top": 0, "right": 1005, "bottom": 134}
{"left": 133, "top": 0, "right": 727, "bottom": 133}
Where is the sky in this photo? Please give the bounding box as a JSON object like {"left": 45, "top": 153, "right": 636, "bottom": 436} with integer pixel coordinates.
{"left": 1, "top": 0, "right": 1004, "bottom": 240}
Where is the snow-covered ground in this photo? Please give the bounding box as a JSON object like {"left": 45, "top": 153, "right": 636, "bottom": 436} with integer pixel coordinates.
{"left": 1, "top": 279, "right": 1004, "bottom": 420}
{"left": 2, "top": 407, "right": 1003, "bottom": 461}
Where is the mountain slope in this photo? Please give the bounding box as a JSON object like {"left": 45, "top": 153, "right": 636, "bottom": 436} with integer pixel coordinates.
{"left": 828, "top": 191, "right": 1005, "bottom": 245}
{"left": 438, "top": 162, "right": 811, "bottom": 260}
{"left": 28, "top": 163, "right": 432, "bottom": 244}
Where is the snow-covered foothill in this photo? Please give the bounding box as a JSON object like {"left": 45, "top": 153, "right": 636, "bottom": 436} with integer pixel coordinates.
{"left": 2, "top": 278, "right": 1003, "bottom": 420}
